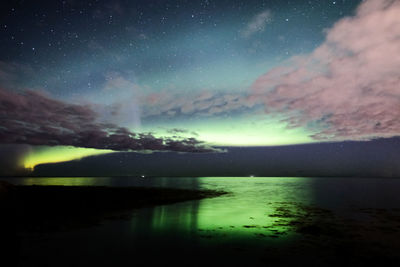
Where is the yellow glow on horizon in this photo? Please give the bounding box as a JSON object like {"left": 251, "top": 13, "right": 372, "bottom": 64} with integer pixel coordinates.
{"left": 23, "top": 146, "right": 115, "bottom": 170}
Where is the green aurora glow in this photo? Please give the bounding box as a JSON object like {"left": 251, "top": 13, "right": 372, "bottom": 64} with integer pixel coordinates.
{"left": 144, "top": 115, "right": 315, "bottom": 147}
{"left": 23, "top": 115, "right": 316, "bottom": 169}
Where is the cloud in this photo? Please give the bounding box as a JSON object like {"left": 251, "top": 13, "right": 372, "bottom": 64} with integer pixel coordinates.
{"left": 0, "top": 61, "right": 34, "bottom": 90}
{"left": 92, "top": 1, "right": 125, "bottom": 19}
{"left": 0, "top": 88, "right": 217, "bottom": 153}
{"left": 251, "top": 0, "right": 400, "bottom": 141}
{"left": 73, "top": 71, "right": 143, "bottom": 130}
{"left": 143, "top": 91, "right": 260, "bottom": 118}
{"left": 240, "top": 10, "right": 272, "bottom": 38}
{"left": 167, "top": 128, "right": 190, "bottom": 134}
{"left": 166, "top": 128, "right": 199, "bottom": 137}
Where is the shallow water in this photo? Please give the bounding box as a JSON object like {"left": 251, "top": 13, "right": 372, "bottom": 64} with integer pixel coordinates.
{"left": 4, "top": 177, "right": 400, "bottom": 266}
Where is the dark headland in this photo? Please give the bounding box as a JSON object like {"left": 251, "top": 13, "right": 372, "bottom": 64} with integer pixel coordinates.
{"left": 0, "top": 181, "right": 226, "bottom": 232}
{"left": 0, "top": 180, "right": 227, "bottom": 266}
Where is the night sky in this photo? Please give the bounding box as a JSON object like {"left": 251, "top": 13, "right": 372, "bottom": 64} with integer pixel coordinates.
{"left": 0, "top": 0, "right": 399, "bottom": 175}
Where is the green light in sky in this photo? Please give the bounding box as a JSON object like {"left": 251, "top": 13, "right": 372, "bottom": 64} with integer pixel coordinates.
{"left": 144, "top": 114, "right": 316, "bottom": 146}
{"left": 23, "top": 146, "right": 114, "bottom": 170}
{"left": 22, "top": 114, "right": 316, "bottom": 169}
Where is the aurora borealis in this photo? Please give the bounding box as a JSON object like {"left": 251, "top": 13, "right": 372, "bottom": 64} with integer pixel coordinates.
{"left": 0, "top": 0, "right": 399, "bottom": 174}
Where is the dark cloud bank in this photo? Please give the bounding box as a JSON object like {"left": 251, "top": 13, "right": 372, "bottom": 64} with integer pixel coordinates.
{"left": 33, "top": 138, "right": 400, "bottom": 177}
{"left": 0, "top": 88, "right": 215, "bottom": 153}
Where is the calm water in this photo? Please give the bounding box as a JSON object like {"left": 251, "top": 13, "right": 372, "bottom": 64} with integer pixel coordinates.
{"left": 4, "top": 177, "right": 400, "bottom": 266}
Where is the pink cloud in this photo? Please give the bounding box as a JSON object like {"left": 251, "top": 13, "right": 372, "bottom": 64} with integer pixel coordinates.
{"left": 251, "top": 0, "right": 400, "bottom": 141}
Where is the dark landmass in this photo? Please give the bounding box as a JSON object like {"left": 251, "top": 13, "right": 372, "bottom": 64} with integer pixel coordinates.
{"left": 0, "top": 181, "right": 226, "bottom": 266}
{"left": 0, "top": 181, "right": 226, "bottom": 233}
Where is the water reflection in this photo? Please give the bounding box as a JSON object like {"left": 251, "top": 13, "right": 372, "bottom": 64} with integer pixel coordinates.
{"left": 2, "top": 177, "right": 315, "bottom": 241}
{"left": 3, "top": 177, "right": 113, "bottom": 186}
{"left": 126, "top": 177, "right": 203, "bottom": 240}
{"left": 5, "top": 177, "right": 400, "bottom": 266}
{"left": 195, "top": 177, "right": 314, "bottom": 238}
{"left": 151, "top": 200, "right": 200, "bottom": 233}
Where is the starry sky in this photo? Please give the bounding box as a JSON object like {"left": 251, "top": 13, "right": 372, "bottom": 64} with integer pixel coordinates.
{"left": 0, "top": 0, "right": 399, "bottom": 174}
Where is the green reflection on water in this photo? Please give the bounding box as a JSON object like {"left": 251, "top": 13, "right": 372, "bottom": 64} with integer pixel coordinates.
{"left": 19, "top": 177, "right": 109, "bottom": 186}
{"left": 151, "top": 201, "right": 200, "bottom": 234}
{"left": 195, "top": 177, "right": 314, "bottom": 241}
{"left": 7, "top": 176, "right": 315, "bottom": 243}
{"left": 136, "top": 177, "right": 315, "bottom": 244}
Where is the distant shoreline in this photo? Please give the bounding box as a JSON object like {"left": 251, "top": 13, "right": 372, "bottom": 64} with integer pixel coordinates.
{"left": 2, "top": 175, "right": 400, "bottom": 178}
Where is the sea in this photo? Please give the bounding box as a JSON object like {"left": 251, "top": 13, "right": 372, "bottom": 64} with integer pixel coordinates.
{"left": 2, "top": 176, "right": 400, "bottom": 266}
